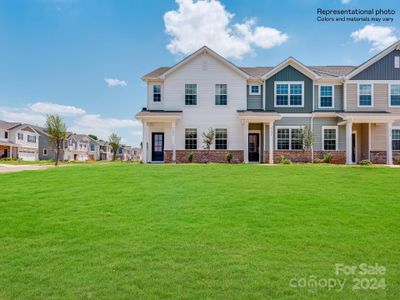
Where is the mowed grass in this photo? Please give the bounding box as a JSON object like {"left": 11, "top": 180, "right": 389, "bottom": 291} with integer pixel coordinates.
{"left": 0, "top": 164, "right": 399, "bottom": 299}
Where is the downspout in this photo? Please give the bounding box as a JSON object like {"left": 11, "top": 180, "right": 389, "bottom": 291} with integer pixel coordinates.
{"left": 311, "top": 114, "right": 314, "bottom": 163}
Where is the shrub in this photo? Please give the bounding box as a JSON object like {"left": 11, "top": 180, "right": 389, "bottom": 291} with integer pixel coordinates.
{"left": 313, "top": 158, "right": 324, "bottom": 164}
{"left": 279, "top": 155, "right": 291, "bottom": 164}
{"left": 359, "top": 159, "right": 372, "bottom": 166}
{"left": 226, "top": 152, "right": 233, "bottom": 163}
{"left": 187, "top": 152, "right": 194, "bottom": 163}
{"left": 323, "top": 153, "right": 333, "bottom": 163}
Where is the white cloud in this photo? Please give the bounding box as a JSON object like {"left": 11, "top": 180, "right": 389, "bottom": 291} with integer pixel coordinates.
{"left": 341, "top": 0, "right": 351, "bottom": 4}
{"left": 351, "top": 24, "right": 397, "bottom": 52}
{"left": 164, "top": 0, "right": 288, "bottom": 59}
{"left": 30, "top": 102, "right": 86, "bottom": 116}
{"left": 104, "top": 78, "right": 127, "bottom": 87}
{"left": 0, "top": 102, "right": 140, "bottom": 145}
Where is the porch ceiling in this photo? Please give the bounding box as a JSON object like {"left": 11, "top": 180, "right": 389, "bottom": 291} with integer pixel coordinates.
{"left": 237, "top": 110, "right": 282, "bottom": 123}
{"left": 135, "top": 110, "right": 182, "bottom": 123}
{"left": 337, "top": 112, "right": 400, "bottom": 123}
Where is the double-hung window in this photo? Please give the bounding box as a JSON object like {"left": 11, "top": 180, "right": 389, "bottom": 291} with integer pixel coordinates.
{"left": 185, "top": 128, "right": 197, "bottom": 150}
{"left": 249, "top": 84, "right": 261, "bottom": 95}
{"left": 276, "top": 127, "right": 303, "bottom": 150}
{"left": 215, "top": 84, "right": 227, "bottom": 105}
{"left": 90, "top": 143, "right": 95, "bottom": 151}
{"left": 390, "top": 84, "right": 400, "bottom": 107}
{"left": 185, "top": 84, "right": 197, "bottom": 105}
{"left": 358, "top": 84, "right": 373, "bottom": 106}
{"left": 275, "top": 82, "right": 303, "bottom": 107}
{"left": 215, "top": 129, "right": 227, "bottom": 149}
{"left": 17, "top": 133, "right": 23, "bottom": 140}
{"left": 319, "top": 85, "right": 334, "bottom": 108}
{"left": 322, "top": 126, "right": 338, "bottom": 151}
{"left": 392, "top": 128, "right": 400, "bottom": 150}
{"left": 27, "top": 135, "right": 36, "bottom": 143}
{"left": 153, "top": 85, "right": 161, "bottom": 102}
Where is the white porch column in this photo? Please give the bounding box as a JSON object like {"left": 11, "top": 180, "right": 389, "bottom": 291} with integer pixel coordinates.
{"left": 269, "top": 121, "right": 274, "bottom": 164}
{"left": 243, "top": 120, "right": 248, "bottom": 163}
{"left": 368, "top": 123, "right": 371, "bottom": 161}
{"left": 387, "top": 122, "right": 393, "bottom": 165}
{"left": 346, "top": 122, "right": 352, "bottom": 164}
{"left": 141, "top": 121, "right": 148, "bottom": 163}
{"left": 172, "top": 121, "right": 176, "bottom": 162}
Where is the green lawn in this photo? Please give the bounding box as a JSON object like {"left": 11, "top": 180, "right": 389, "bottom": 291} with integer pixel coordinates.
{"left": 0, "top": 164, "right": 399, "bottom": 299}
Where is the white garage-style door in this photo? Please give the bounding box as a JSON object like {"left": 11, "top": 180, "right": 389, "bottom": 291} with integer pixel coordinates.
{"left": 79, "top": 154, "right": 88, "bottom": 161}
{"left": 18, "top": 151, "right": 36, "bottom": 161}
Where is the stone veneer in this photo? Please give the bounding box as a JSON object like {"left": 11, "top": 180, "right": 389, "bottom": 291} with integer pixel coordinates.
{"left": 164, "top": 150, "right": 244, "bottom": 163}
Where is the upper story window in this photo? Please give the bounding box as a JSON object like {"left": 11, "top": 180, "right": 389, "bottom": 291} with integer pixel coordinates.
{"left": 185, "top": 84, "right": 197, "bottom": 105}
{"left": 153, "top": 85, "right": 161, "bottom": 102}
{"left": 215, "top": 84, "right": 227, "bottom": 105}
{"left": 249, "top": 84, "right": 261, "bottom": 95}
{"left": 118, "top": 148, "right": 123, "bottom": 154}
{"left": 276, "top": 127, "right": 303, "bottom": 150}
{"left": 358, "top": 84, "right": 373, "bottom": 107}
{"left": 27, "top": 135, "right": 36, "bottom": 143}
{"left": 185, "top": 128, "right": 197, "bottom": 149}
{"left": 390, "top": 84, "right": 400, "bottom": 107}
{"left": 17, "top": 133, "right": 24, "bottom": 140}
{"left": 4, "top": 131, "right": 8, "bottom": 139}
{"left": 215, "top": 129, "right": 227, "bottom": 149}
{"left": 393, "top": 128, "right": 400, "bottom": 150}
{"left": 322, "top": 126, "right": 338, "bottom": 151}
{"left": 319, "top": 85, "right": 334, "bottom": 108}
{"left": 90, "top": 143, "right": 95, "bottom": 151}
{"left": 395, "top": 56, "right": 400, "bottom": 68}
{"left": 275, "top": 82, "right": 303, "bottom": 107}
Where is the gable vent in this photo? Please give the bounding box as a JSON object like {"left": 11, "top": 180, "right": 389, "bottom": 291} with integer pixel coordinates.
{"left": 202, "top": 60, "right": 208, "bottom": 71}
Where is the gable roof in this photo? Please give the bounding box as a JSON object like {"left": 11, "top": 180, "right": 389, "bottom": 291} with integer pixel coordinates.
{"left": 261, "top": 57, "right": 321, "bottom": 80}
{"left": 143, "top": 46, "right": 250, "bottom": 81}
{"left": 0, "top": 120, "right": 40, "bottom": 134}
{"left": 346, "top": 40, "right": 400, "bottom": 79}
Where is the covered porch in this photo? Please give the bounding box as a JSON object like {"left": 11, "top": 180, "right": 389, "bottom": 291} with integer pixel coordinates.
{"left": 338, "top": 113, "right": 400, "bottom": 165}
{"left": 0, "top": 143, "right": 18, "bottom": 160}
{"left": 238, "top": 111, "right": 282, "bottom": 164}
{"left": 136, "top": 110, "right": 182, "bottom": 163}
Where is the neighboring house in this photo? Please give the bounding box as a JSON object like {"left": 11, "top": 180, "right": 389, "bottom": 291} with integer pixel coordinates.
{"left": 136, "top": 43, "right": 400, "bottom": 164}
{"left": 131, "top": 147, "right": 141, "bottom": 161}
{"left": 115, "top": 145, "right": 132, "bottom": 161}
{"left": 98, "top": 140, "right": 112, "bottom": 160}
{"left": 87, "top": 137, "right": 101, "bottom": 160}
{"left": 0, "top": 120, "right": 40, "bottom": 161}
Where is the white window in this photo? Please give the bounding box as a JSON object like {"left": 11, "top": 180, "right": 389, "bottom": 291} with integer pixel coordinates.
{"left": 185, "top": 84, "right": 197, "bottom": 105}
{"left": 90, "top": 143, "right": 95, "bottom": 151}
{"left": 17, "top": 133, "right": 23, "bottom": 140}
{"left": 274, "top": 82, "right": 304, "bottom": 107}
{"left": 153, "top": 85, "right": 161, "bottom": 102}
{"left": 389, "top": 84, "right": 400, "bottom": 107}
{"left": 27, "top": 135, "right": 36, "bottom": 143}
{"left": 215, "top": 129, "right": 227, "bottom": 149}
{"left": 322, "top": 126, "right": 338, "bottom": 151}
{"left": 43, "top": 148, "right": 48, "bottom": 156}
{"left": 249, "top": 84, "right": 261, "bottom": 95}
{"left": 393, "top": 128, "right": 400, "bottom": 150}
{"left": 358, "top": 84, "right": 373, "bottom": 107}
{"left": 276, "top": 127, "right": 303, "bottom": 150}
{"left": 185, "top": 128, "right": 197, "bottom": 150}
{"left": 319, "top": 85, "right": 334, "bottom": 108}
{"left": 395, "top": 56, "right": 400, "bottom": 68}
{"left": 215, "top": 84, "right": 227, "bottom": 105}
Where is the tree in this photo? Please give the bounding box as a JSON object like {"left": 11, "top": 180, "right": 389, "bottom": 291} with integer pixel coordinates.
{"left": 46, "top": 114, "right": 67, "bottom": 166}
{"left": 109, "top": 133, "right": 121, "bottom": 161}
{"left": 300, "top": 125, "right": 314, "bottom": 163}
{"left": 88, "top": 134, "right": 98, "bottom": 140}
{"left": 202, "top": 128, "right": 215, "bottom": 150}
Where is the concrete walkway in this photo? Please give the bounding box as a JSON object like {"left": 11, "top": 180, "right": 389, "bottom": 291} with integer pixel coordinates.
{"left": 0, "top": 164, "right": 52, "bottom": 174}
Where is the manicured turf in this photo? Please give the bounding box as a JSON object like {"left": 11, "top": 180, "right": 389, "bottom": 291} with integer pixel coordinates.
{"left": 0, "top": 164, "right": 399, "bottom": 299}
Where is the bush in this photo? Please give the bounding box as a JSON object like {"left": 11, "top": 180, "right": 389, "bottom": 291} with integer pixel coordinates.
{"left": 279, "top": 155, "right": 291, "bottom": 164}
{"left": 187, "top": 152, "right": 194, "bottom": 163}
{"left": 359, "top": 159, "right": 372, "bottom": 166}
{"left": 226, "top": 152, "right": 233, "bottom": 163}
{"left": 323, "top": 153, "right": 333, "bottom": 163}
{"left": 313, "top": 158, "right": 324, "bottom": 164}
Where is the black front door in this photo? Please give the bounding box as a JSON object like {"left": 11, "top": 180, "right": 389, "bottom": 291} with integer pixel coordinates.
{"left": 152, "top": 132, "right": 164, "bottom": 162}
{"left": 352, "top": 133, "right": 356, "bottom": 163}
{"left": 248, "top": 133, "right": 259, "bottom": 162}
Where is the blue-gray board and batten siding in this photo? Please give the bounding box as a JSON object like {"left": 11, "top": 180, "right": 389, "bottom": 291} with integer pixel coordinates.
{"left": 247, "top": 85, "right": 263, "bottom": 110}
{"left": 351, "top": 49, "right": 400, "bottom": 80}
{"left": 264, "top": 65, "right": 313, "bottom": 113}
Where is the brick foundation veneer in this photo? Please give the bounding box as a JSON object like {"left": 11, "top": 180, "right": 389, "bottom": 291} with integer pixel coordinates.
{"left": 370, "top": 151, "right": 387, "bottom": 164}
{"left": 164, "top": 150, "right": 244, "bottom": 163}
{"left": 393, "top": 151, "right": 400, "bottom": 165}
{"left": 269, "top": 150, "right": 346, "bottom": 164}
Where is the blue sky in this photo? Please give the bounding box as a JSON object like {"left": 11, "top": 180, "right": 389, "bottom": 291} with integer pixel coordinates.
{"left": 0, "top": 0, "right": 398, "bottom": 146}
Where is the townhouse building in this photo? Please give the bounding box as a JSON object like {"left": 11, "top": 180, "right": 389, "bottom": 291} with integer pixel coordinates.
{"left": 136, "top": 42, "right": 400, "bottom": 164}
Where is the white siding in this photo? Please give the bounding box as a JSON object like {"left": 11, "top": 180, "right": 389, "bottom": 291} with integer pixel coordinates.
{"left": 162, "top": 53, "right": 247, "bottom": 150}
